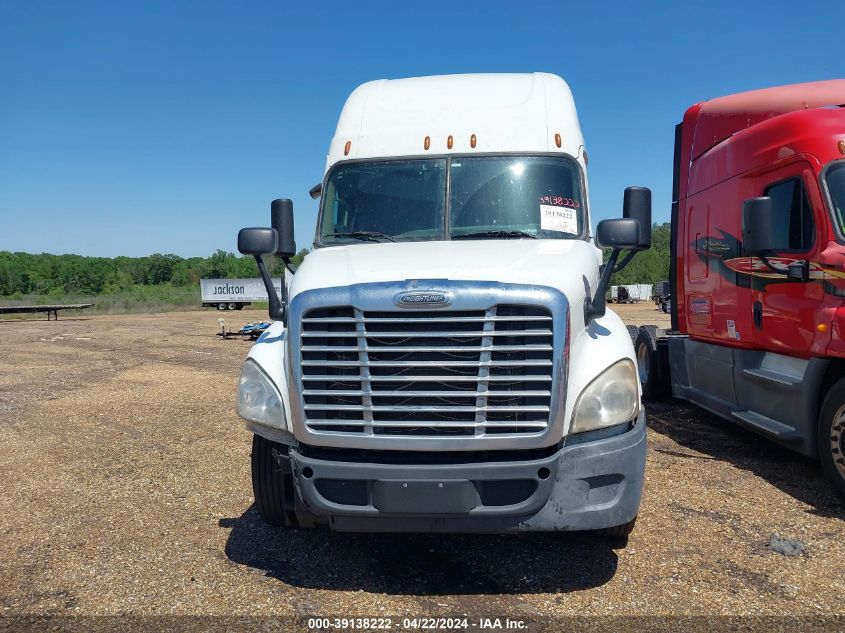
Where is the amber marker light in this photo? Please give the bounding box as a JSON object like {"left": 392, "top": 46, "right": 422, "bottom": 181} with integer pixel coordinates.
{"left": 344, "top": 141, "right": 351, "bottom": 156}
{"left": 817, "top": 323, "right": 829, "bottom": 333}
{"left": 424, "top": 136, "right": 431, "bottom": 150}
{"left": 838, "top": 140, "right": 845, "bottom": 154}
{"left": 447, "top": 135, "right": 453, "bottom": 150}
{"left": 470, "top": 134, "right": 477, "bottom": 148}
{"left": 554, "top": 133, "right": 562, "bottom": 148}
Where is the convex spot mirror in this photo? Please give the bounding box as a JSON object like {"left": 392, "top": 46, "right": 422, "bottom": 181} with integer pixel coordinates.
{"left": 596, "top": 218, "right": 641, "bottom": 249}
{"left": 238, "top": 227, "right": 278, "bottom": 256}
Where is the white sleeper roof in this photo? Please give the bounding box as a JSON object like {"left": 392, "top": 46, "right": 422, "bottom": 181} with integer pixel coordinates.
{"left": 326, "top": 73, "right": 584, "bottom": 170}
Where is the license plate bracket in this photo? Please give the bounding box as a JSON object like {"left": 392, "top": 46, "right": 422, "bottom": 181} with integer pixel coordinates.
{"left": 371, "top": 479, "right": 477, "bottom": 514}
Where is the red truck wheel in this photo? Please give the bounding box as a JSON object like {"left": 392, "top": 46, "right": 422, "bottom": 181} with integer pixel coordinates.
{"left": 635, "top": 325, "right": 669, "bottom": 398}
{"left": 818, "top": 380, "right": 845, "bottom": 501}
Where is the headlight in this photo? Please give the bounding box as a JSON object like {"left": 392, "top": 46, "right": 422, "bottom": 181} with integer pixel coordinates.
{"left": 236, "top": 360, "right": 287, "bottom": 429}
{"left": 571, "top": 359, "right": 639, "bottom": 434}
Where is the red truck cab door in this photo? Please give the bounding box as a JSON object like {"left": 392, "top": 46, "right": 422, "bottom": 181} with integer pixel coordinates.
{"left": 749, "top": 161, "right": 825, "bottom": 356}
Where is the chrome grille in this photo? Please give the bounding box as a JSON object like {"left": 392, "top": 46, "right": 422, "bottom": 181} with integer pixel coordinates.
{"left": 300, "top": 305, "right": 554, "bottom": 437}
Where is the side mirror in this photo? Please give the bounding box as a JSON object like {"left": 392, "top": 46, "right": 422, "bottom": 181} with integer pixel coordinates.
{"left": 596, "top": 218, "right": 641, "bottom": 249}
{"left": 585, "top": 185, "right": 652, "bottom": 324}
{"left": 237, "top": 226, "right": 285, "bottom": 322}
{"left": 271, "top": 199, "right": 296, "bottom": 257}
{"left": 742, "top": 197, "right": 776, "bottom": 255}
{"left": 237, "top": 227, "right": 278, "bottom": 256}
{"left": 622, "top": 186, "right": 652, "bottom": 250}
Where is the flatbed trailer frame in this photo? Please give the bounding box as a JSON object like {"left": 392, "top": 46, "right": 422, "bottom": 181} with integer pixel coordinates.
{"left": 0, "top": 304, "right": 94, "bottom": 320}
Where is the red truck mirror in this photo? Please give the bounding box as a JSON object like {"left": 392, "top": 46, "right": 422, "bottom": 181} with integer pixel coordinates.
{"left": 742, "top": 196, "right": 776, "bottom": 255}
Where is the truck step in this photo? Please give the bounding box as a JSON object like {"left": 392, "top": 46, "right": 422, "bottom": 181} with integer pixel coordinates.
{"left": 741, "top": 367, "right": 802, "bottom": 387}
{"left": 731, "top": 410, "right": 799, "bottom": 439}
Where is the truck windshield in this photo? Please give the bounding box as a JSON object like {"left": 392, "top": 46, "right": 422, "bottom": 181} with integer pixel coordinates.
{"left": 318, "top": 156, "right": 585, "bottom": 244}
{"left": 827, "top": 162, "right": 845, "bottom": 234}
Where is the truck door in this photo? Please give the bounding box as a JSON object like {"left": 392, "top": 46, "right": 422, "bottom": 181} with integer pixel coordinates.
{"left": 751, "top": 162, "right": 824, "bottom": 355}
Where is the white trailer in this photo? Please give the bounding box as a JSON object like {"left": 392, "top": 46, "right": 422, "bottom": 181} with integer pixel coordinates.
{"left": 626, "top": 284, "right": 653, "bottom": 302}
{"left": 611, "top": 284, "right": 653, "bottom": 303}
{"left": 200, "top": 278, "right": 282, "bottom": 310}
{"left": 233, "top": 73, "right": 653, "bottom": 538}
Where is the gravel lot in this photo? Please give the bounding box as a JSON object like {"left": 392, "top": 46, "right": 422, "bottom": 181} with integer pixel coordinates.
{"left": 1, "top": 305, "right": 843, "bottom": 623}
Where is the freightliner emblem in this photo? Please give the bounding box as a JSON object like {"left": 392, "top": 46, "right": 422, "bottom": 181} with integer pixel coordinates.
{"left": 395, "top": 291, "right": 451, "bottom": 308}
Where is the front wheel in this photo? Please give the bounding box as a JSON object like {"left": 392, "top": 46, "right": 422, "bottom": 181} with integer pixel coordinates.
{"left": 594, "top": 517, "right": 637, "bottom": 539}
{"left": 251, "top": 434, "right": 299, "bottom": 527}
{"left": 817, "top": 380, "right": 845, "bottom": 501}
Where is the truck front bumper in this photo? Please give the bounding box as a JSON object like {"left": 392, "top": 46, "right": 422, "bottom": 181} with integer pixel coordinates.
{"left": 287, "top": 410, "right": 646, "bottom": 533}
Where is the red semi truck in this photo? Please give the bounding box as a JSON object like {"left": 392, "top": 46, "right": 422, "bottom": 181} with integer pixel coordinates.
{"left": 635, "top": 80, "right": 845, "bottom": 499}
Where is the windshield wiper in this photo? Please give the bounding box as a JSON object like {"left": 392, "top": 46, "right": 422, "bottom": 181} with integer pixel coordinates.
{"left": 452, "top": 230, "right": 536, "bottom": 240}
{"left": 325, "top": 231, "right": 396, "bottom": 243}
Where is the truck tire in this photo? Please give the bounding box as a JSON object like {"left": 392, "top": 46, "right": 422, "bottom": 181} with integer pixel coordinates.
{"left": 817, "top": 380, "right": 845, "bottom": 501}
{"left": 251, "top": 434, "right": 299, "bottom": 527}
{"left": 635, "top": 325, "right": 669, "bottom": 398}
{"left": 227, "top": 302, "right": 237, "bottom": 310}
{"left": 218, "top": 302, "right": 227, "bottom": 310}
{"left": 625, "top": 325, "right": 640, "bottom": 348}
{"left": 595, "top": 517, "right": 637, "bottom": 539}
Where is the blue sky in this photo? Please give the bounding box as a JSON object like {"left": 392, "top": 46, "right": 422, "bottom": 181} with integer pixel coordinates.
{"left": 1, "top": 0, "right": 843, "bottom": 258}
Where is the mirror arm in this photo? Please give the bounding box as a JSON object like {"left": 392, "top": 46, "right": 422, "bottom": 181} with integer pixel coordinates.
{"left": 613, "top": 249, "right": 637, "bottom": 273}
{"left": 253, "top": 254, "right": 286, "bottom": 325}
{"left": 757, "top": 253, "right": 786, "bottom": 275}
{"left": 281, "top": 256, "right": 297, "bottom": 275}
{"left": 585, "top": 248, "right": 622, "bottom": 324}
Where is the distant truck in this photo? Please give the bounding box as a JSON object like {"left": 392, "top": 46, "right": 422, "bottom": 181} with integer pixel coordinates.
{"left": 200, "top": 277, "right": 282, "bottom": 310}
{"left": 634, "top": 80, "right": 845, "bottom": 500}
{"left": 652, "top": 280, "right": 670, "bottom": 311}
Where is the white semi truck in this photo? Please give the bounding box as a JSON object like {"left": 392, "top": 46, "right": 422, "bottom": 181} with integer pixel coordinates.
{"left": 234, "top": 73, "right": 652, "bottom": 537}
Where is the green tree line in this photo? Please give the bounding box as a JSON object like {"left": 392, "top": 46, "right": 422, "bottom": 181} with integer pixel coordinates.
{"left": 0, "top": 249, "right": 309, "bottom": 297}
{"left": 606, "top": 222, "right": 671, "bottom": 285}
{"left": 1, "top": 223, "right": 670, "bottom": 301}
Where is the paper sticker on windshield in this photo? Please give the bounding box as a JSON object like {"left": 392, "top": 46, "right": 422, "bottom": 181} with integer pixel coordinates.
{"left": 540, "top": 204, "right": 578, "bottom": 234}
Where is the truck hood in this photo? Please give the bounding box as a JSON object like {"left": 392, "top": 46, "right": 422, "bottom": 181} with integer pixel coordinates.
{"left": 290, "top": 239, "right": 601, "bottom": 309}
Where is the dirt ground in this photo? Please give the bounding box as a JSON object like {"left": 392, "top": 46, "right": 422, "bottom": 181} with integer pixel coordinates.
{"left": 0, "top": 304, "right": 843, "bottom": 625}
